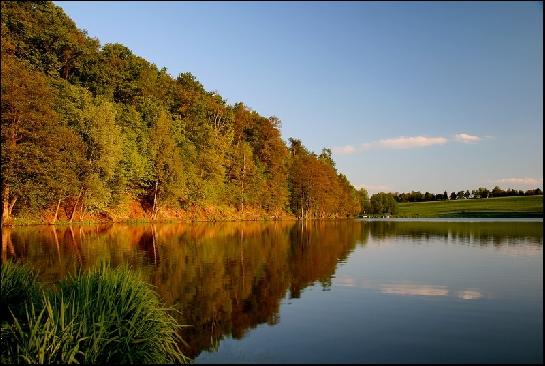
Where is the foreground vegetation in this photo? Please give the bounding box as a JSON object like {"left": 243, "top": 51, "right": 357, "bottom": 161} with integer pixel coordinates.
{"left": 0, "top": 261, "right": 188, "bottom": 364}
{"left": 1, "top": 1, "right": 362, "bottom": 226}
{"left": 396, "top": 195, "right": 543, "bottom": 218}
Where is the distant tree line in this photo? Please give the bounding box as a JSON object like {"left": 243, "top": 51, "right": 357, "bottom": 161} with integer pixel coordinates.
{"left": 355, "top": 185, "right": 543, "bottom": 216}
{"left": 1, "top": 1, "right": 361, "bottom": 225}
{"left": 391, "top": 186, "right": 542, "bottom": 203}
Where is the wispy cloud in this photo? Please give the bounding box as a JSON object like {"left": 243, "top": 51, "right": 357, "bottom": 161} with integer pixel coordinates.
{"left": 331, "top": 145, "right": 356, "bottom": 155}
{"left": 363, "top": 136, "right": 448, "bottom": 150}
{"left": 332, "top": 132, "right": 484, "bottom": 155}
{"left": 454, "top": 133, "right": 481, "bottom": 143}
{"left": 493, "top": 177, "right": 543, "bottom": 187}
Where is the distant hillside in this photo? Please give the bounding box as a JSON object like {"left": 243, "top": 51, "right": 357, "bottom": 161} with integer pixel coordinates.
{"left": 397, "top": 196, "right": 543, "bottom": 218}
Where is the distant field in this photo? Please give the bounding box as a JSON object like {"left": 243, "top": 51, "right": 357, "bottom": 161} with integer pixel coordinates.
{"left": 397, "top": 195, "right": 543, "bottom": 218}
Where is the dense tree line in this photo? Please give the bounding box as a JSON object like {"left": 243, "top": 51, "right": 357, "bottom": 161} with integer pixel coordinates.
{"left": 1, "top": 1, "right": 361, "bottom": 225}
{"left": 391, "top": 186, "right": 542, "bottom": 203}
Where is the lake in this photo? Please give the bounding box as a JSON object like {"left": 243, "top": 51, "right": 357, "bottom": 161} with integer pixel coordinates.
{"left": 2, "top": 219, "right": 543, "bottom": 363}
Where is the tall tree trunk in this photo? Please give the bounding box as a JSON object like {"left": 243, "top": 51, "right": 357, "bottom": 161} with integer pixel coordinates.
{"left": 70, "top": 189, "right": 83, "bottom": 223}
{"left": 2, "top": 187, "right": 10, "bottom": 226}
{"left": 300, "top": 191, "right": 304, "bottom": 220}
{"left": 152, "top": 181, "right": 159, "bottom": 220}
{"left": 69, "top": 201, "right": 78, "bottom": 223}
{"left": 79, "top": 203, "right": 86, "bottom": 221}
{"left": 8, "top": 196, "right": 17, "bottom": 217}
{"left": 52, "top": 198, "right": 62, "bottom": 224}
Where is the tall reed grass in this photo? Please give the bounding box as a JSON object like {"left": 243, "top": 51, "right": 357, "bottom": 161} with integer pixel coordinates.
{"left": 1, "top": 261, "right": 41, "bottom": 323}
{"left": 1, "top": 262, "right": 189, "bottom": 364}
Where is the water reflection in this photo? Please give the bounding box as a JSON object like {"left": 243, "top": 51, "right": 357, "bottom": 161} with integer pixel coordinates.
{"left": 457, "top": 289, "right": 482, "bottom": 300}
{"left": 379, "top": 283, "right": 449, "bottom": 297}
{"left": 4, "top": 220, "right": 542, "bottom": 359}
{"left": 364, "top": 220, "right": 543, "bottom": 247}
{"left": 334, "top": 276, "right": 483, "bottom": 300}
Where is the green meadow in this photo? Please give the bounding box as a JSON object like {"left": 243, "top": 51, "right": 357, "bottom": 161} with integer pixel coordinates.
{"left": 397, "top": 195, "right": 543, "bottom": 218}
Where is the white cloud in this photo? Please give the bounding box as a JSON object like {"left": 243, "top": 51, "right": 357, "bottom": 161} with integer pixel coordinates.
{"left": 454, "top": 133, "right": 482, "bottom": 143}
{"left": 331, "top": 145, "right": 356, "bottom": 155}
{"left": 362, "top": 136, "right": 448, "bottom": 150}
{"left": 493, "top": 177, "right": 543, "bottom": 187}
{"left": 332, "top": 132, "right": 483, "bottom": 156}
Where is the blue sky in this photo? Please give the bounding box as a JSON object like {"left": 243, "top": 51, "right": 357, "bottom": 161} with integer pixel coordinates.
{"left": 56, "top": 1, "right": 543, "bottom": 194}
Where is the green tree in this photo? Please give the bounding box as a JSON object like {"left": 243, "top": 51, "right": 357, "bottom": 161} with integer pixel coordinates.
{"left": 357, "top": 188, "right": 370, "bottom": 214}
{"left": 1, "top": 1, "right": 100, "bottom": 80}
{"left": 148, "top": 111, "right": 185, "bottom": 219}
{"left": 318, "top": 148, "right": 335, "bottom": 167}
{"left": 491, "top": 186, "right": 504, "bottom": 197}
{"left": 1, "top": 55, "right": 86, "bottom": 224}
{"left": 369, "top": 193, "right": 398, "bottom": 215}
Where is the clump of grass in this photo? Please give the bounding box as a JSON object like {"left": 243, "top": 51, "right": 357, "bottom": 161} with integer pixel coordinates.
{"left": 0, "top": 261, "right": 42, "bottom": 323}
{"left": 1, "top": 262, "right": 189, "bottom": 364}
{"left": 1, "top": 261, "right": 44, "bottom": 364}
{"left": 55, "top": 263, "right": 188, "bottom": 364}
{"left": 5, "top": 295, "right": 86, "bottom": 364}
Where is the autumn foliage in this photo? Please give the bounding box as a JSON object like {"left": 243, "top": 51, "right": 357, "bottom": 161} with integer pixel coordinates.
{"left": 1, "top": 1, "right": 361, "bottom": 225}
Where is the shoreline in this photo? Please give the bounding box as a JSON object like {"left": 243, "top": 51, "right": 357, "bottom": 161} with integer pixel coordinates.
{"left": 4, "top": 214, "right": 543, "bottom": 227}
{"left": 4, "top": 217, "right": 298, "bottom": 227}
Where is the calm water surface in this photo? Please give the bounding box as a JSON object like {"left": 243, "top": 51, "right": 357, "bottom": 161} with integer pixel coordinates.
{"left": 3, "top": 219, "right": 543, "bottom": 363}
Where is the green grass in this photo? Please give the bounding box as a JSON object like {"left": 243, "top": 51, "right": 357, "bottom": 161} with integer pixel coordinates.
{"left": 5, "top": 295, "right": 88, "bottom": 364}
{"left": 1, "top": 261, "right": 42, "bottom": 324}
{"left": 1, "top": 262, "right": 189, "bottom": 364}
{"left": 396, "top": 195, "right": 543, "bottom": 218}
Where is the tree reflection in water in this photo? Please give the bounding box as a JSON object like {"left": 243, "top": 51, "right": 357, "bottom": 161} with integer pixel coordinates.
{"left": 4, "top": 220, "right": 542, "bottom": 358}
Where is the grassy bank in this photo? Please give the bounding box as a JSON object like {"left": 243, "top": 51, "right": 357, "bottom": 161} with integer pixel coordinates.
{"left": 396, "top": 195, "right": 543, "bottom": 218}
{"left": 7, "top": 201, "right": 296, "bottom": 227}
{"left": 1, "top": 261, "right": 189, "bottom": 364}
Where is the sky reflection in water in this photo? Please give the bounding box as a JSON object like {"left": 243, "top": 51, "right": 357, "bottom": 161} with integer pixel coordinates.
{"left": 4, "top": 220, "right": 543, "bottom": 363}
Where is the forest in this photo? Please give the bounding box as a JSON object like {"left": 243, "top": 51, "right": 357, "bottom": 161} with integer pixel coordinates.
{"left": 0, "top": 1, "right": 363, "bottom": 225}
